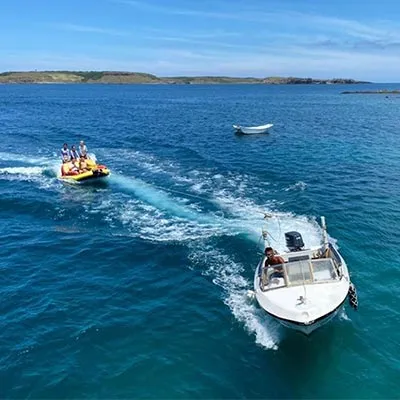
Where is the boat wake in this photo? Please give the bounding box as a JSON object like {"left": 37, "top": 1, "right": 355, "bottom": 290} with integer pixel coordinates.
{"left": 111, "top": 175, "right": 214, "bottom": 224}
{"left": 1, "top": 149, "right": 328, "bottom": 349}
{"left": 106, "top": 169, "right": 325, "bottom": 349}
{"left": 284, "top": 181, "right": 307, "bottom": 192}
{"left": 0, "top": 166, "right": 44, "bottom": 176}
{"left": 189, "top": 244, "right": 282, "bottom": 350}
{"left": 338, "top": 308, "right": 351, "bottom": 321}
{"left": 78, "top": 152, "right": 328, "bottom": 348}
{"left": 0, "top": 151, "right": 50, "bottom": 165}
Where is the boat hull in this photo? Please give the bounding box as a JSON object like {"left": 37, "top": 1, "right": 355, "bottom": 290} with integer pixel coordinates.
{"left": 233, "top": 124, "right": 273, "bottom": 134}
{"left": 266, "top": 300, "right": 346, "bottom": 335}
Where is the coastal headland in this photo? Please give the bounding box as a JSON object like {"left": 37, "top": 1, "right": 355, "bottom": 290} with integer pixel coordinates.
{"left": 341, "top": 89, "right": 400, "bottom": 94}
{"left": 0, "top": 71, "right": 370, "bottom": 84}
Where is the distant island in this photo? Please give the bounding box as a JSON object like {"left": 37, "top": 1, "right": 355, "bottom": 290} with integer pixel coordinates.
{"left": 0, "top": 71, "right": 371, "bottom": 85}
{"left": 342, "top": 89, "right": 400, "bottom": 94}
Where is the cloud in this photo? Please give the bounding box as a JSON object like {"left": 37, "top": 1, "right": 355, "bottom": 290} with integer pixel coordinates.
{"left": 53, "top": 23, "right": 130, "bottom": 36}
{"left": 144, "top": 35, "right": 251, "bottom": 50}
{"left": 113, "top": 0, "right": 279, "bottom": 22}
{"left": 114, "top": 1, "right": 400, "bottom": 50}
{"left": 145, "top": 27, "right": 240, "bottom": 40}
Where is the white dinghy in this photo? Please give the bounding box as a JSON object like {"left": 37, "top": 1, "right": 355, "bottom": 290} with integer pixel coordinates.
{"left": 253, "top": 216, "right": 358, "bottom": 335}
{"left": 233, "top": 123, "right": 273, "bottom": 134}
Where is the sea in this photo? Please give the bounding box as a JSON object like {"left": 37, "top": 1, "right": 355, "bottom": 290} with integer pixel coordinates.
{"left": 0, "top": 83, "right": 399, "bottom": 399}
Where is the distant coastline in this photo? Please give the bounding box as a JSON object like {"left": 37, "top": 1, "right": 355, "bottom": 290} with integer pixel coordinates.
{"left": 342, "top": 89, "right": 400, "bottom": 94}
{"left": 0, "top": 71, "right": 371, "bottom": 85}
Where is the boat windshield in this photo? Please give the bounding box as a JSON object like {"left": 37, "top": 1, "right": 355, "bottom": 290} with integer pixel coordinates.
{"left": 312, "top": 259, "right": 338, "bottom": 282}
{"left": 261, "top": 258, "right": 338, "bottom": 291}
{"left": 286, "top": 260, "right": 312, "bottom": 285}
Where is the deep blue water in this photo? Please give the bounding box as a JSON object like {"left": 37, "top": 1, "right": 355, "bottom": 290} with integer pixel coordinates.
{"left": 1, "top": 83, "right": 400, "bottom": 399}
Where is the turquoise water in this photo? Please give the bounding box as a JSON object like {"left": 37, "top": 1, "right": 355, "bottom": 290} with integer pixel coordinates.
{"left": 1, "top": 84, "right": 399, "bottom": 398}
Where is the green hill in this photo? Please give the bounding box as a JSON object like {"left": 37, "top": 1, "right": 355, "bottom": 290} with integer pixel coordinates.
{"left": 0, "top": 71, "right": 370, "bottom": 84}
{"left": 0, "top": 71, "right": 160, "bottom": 84}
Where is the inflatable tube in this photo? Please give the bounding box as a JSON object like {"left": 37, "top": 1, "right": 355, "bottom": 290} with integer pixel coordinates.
{"left": 59, "top": 161, "right": 110, "bottom": 182}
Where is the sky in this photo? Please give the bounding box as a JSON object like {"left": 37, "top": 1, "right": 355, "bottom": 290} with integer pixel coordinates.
{"left": 2, "top": 0, "right": 400, "bottom": 81}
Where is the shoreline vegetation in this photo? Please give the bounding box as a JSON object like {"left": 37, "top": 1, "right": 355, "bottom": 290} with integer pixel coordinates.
{"left": 0, "top": 71, "right": 371, "bottom": 85}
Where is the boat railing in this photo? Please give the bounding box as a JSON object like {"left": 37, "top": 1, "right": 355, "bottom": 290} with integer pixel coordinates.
{"left": 327, "top": 243, "right": 343, "bottom": 277}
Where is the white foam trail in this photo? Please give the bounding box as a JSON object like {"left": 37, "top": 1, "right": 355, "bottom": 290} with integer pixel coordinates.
{"left": 90, "top": 195, "right": 227, "bottom": 242}
{"left": 338, "top": 308, "right": 351, "bottom": 321}
{"left": 226, "top": 291, "right": 281, "bottom": 350}
{"left": 0, "top": 164, "right": 59, "bottom": 189}
{"left": 0, "top": 149, "right": 62, "bottom": 180}
{"left": 189, "top": 245, "right": 281, "bottom": 350}
{"left": 111, "top": 174, "right": 214, "bottom": 223}
{"left": 105, "top": 171, "right": 325, "bottom": 248}
{"left": 284, "top": 181, "right": 307, "bottom": 191}
{"left": 0, "top": 166, "right": 44, "bottom": 175}
{"left": 209, "top": 191, "right": 323, "bottom": 250}
{"left": 0, "top": 152, "right": 51, "bottom": 165}
{"left": 295, "top": 181, "right": 307, "bottom": 191}
{"left": 103, "top": 148, "right": 178, "bottom": 176}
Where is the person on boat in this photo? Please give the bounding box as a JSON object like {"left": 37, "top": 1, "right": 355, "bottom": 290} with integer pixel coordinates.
{"left": 61, "top": 160, "right": 79, "bottom": 176}
{"left": 79, "top": 140, "right": 88, "bottom": 158}
{"left": 264, "top": 247, "right": 285, "bottom": 280}
{"left": 61, "top": 143, "right": 70, "bottom": 161}
{"left": 70, "top": 145, "right": 80, "bottom": 160}
{"left": 78, "top": 156, "right": 89, "bottom": 172}
{"left": 264, "top": 247, "right": 285, "bottom": 266}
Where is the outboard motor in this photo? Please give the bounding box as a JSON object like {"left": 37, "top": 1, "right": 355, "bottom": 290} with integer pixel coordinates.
{"left": 285, "top": 231, "right": 304, "bottom": 252}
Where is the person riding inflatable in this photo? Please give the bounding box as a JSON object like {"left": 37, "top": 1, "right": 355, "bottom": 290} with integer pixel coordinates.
{"left": 61, "top": 158, "right": 79, "bottom": 176}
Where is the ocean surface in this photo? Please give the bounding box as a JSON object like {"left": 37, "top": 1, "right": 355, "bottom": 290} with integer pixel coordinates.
{"left": 1, "top": 83, "right": 399, "bottom": 399}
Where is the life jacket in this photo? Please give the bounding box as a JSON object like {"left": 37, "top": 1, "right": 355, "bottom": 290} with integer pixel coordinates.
{"left": 61, "top": 148, "right": 70, "bottom": 161}
{"left": 70, "top": 149, "right": 79, "bottom": 159}
{"left": 79, "top": 145, "right": 88, "bottom": 157}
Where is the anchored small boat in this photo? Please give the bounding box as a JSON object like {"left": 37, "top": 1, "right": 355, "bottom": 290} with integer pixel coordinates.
{"left": 233, "top": 123, "right": 273, "bottom": 135}
{"left": 58, "top": 158, "right": 110, "bottom": 183}
{"left": 253, "top": 216, "right": 357, "bottom": 335}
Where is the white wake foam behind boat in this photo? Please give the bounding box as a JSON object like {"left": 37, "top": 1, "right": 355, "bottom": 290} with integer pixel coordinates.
{"left": 233, "top": 124, "right": 273, "bottom": 134}
{"left": 253, "top": 216, "right": 358, "bottom": 335}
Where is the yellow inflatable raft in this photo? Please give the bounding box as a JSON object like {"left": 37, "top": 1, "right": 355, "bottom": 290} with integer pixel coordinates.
{"left": 59, "top": 158, "right": 110, "bottom": 182}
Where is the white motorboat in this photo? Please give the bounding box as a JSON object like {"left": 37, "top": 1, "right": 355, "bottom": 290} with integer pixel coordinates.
{"left": 233, "top": 123, "right": 273, "bottom": 134}
{"left": 253, "top": 217, "right": 358, "bottom": 335}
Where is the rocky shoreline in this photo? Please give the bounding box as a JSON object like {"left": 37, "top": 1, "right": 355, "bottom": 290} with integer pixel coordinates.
{"left": 341, "top": 89, "right": 400, "bottom": 94}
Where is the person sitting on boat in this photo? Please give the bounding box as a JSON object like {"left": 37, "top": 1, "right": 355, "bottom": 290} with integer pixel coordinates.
{"left": 264, "top": 247, "right": 285, "bottom": 279}
{"left": 78, "top": 156, "right": 89, "bottom": 172}
{"left": 70, "top": 145, "right": 80, "bottom": 160}
{"left": 79, "top": 140, "right": 88, "bottom": 158}
{"left": 61, "top": 160, "right": 79, "bottom": 176}
{"left": 61, "top": 143, "right": 70, "bottom": 161}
